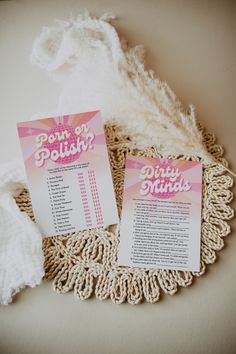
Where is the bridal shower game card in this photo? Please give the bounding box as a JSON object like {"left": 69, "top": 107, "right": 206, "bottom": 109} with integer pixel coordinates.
{"left": 17, "top": 111, "right": 118, "bottom": 236}
{"left": 118, "top": 156, "right": 202, "bottom": 271}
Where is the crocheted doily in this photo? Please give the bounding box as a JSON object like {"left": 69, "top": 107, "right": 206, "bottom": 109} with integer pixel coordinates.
{"left": 15, "top": 122, "right": 234, "bottom": 304}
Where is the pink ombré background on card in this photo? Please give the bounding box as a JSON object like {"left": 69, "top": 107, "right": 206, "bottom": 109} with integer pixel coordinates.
{"left": 17, "top": 111, "right": 106, "bottom": 181}
{"left": 124, "top": 156, "right": 202, "bottom": 204}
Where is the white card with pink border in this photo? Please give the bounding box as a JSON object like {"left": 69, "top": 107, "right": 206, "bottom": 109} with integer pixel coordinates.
{"left": 17, "top": 111, "right": 118, "bottom": 237}
{"left": 118, "top": 156, "right": 202, "bottom": 271}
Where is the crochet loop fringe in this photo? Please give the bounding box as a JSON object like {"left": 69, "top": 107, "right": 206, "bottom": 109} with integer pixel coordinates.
{"left": 15, "top": 122, "right": 234, "bottom": 304}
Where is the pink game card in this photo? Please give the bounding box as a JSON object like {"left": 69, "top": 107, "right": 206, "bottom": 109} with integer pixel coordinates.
{"left": 17, "top": 111, "right": 118, "bottom": 237}
{"left": 118, "top": 156, "right": 202, "bottom": 271}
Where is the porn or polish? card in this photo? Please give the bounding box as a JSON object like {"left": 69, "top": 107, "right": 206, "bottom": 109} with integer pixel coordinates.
{"left": 17, "top": 111, "right": 118, "bottom": 237}
{"left": 118, "top": 156, "right": 202, "bottom": 272}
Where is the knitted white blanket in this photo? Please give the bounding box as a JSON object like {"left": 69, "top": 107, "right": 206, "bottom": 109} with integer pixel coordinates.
{"left": 31, "top": 13, "right": 213, "bottom": 162}
{"left": 0, "top": 161, "right": 44, "bottom": 305}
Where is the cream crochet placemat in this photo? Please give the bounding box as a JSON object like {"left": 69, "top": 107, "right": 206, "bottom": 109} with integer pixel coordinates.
{"left": 15, "top": 121, "right": 234, "bottom": 304}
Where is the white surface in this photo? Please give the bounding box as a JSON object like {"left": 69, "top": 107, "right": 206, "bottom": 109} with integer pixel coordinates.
{"left": 0, "top": 1, "right": 236, "bottom": 354}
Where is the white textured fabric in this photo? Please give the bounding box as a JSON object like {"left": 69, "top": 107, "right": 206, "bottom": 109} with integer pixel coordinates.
{"left": 0, "top": 160, "right": 44, "bottom": 305}
{"left": 31, "top": 13, "right": 214, "bottom": 164}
